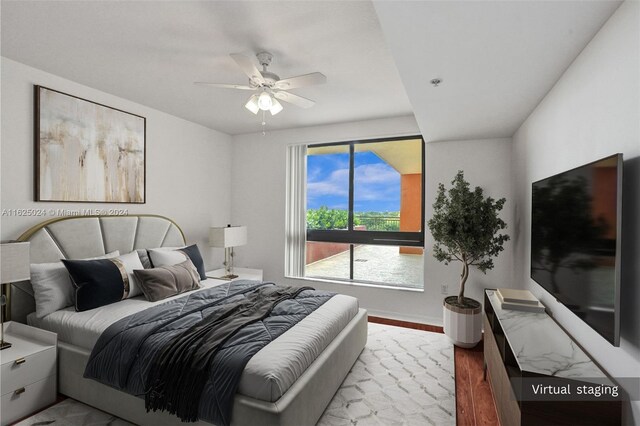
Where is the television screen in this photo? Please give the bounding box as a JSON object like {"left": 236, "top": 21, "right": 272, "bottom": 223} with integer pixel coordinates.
{"left": 531, "top": 154, "right": 622, "bottom": 346}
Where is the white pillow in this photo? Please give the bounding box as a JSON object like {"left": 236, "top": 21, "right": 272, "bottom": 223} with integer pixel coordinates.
{"left": 31, "top": 251, "right": 120, "bottom": 318}
{"left": 134, "top": 247, "right": 180, "bottom": 269}
{"left": 114, "top": 251, "right": 145, "bottom": 298}
{"left": 148, "top": 248, "right": 187, "bottom": 268}
{"left": 147, "top": 245, "right": 207, "bottom": 281}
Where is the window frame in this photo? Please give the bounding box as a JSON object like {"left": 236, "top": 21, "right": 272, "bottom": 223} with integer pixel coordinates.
{"left": 306, "top": 135, "right": 426, "bottom": 248}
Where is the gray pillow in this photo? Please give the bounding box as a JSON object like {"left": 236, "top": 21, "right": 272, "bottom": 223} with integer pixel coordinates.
{"left": 136, "top": 249, "right": 153, "bottom": 269}
{"left": 30, "top": 250, "right": 120, "bottom": 318}
{"left": 133, "top": 259, "right": 201, "bottom": 302}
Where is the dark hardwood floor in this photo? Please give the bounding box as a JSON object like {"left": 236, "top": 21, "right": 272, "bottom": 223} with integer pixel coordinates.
{"left": 368, "top": 315, "right": 444, "bottom": 333}
{"left": 454, "top": 340, "right": 500, "bottom": 426}
{"left": 368, "top": 316, "right": 499, "bottom": 426}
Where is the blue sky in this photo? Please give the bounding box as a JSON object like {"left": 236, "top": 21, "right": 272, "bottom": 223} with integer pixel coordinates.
{"left": 307, "top": 151, "right": 400, "bottom": 212}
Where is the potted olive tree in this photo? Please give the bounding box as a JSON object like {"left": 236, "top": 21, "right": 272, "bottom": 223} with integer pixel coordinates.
{"left": 428, "top": 171, "right": 509, "bottom": 348}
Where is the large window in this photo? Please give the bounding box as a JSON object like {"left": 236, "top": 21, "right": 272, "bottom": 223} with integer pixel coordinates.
{"left": 304, "top": 136, "right": 425, "bottom": 289}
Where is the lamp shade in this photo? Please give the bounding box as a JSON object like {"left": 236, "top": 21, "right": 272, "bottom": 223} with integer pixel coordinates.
{"left": 270, "top": 98, "right": 283, "bottom": 115}
{"left": 209, "top": 226, "right": 247, "bottom": 248}
{"left": 245, "top": 95, "right": 260, "bottom": 115}
{"left": 258, "top": 91, "right": 273, "bottom": 111}
{"left": 1, "top": 242, "right": 30, "bottom": 283}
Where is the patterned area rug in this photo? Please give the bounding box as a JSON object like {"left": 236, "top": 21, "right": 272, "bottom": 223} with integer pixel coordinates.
{"left": 15, "top": 398, "right": 132, "bottom": 426}
{"left": 16, "top": 323, "right": 455, "bottom": 426}
{"left": 318, "top": 323, "right": 455, "bottom": 426}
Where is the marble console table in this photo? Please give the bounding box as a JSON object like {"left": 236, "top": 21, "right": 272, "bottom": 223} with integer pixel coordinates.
{"left": 483, "top": 289, "right": 621, "bottom": 426}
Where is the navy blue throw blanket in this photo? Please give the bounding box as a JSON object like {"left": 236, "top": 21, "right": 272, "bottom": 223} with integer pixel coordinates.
{"left": 84, "top": 280, "right": 335, "bottom": 425}
{"left": 145, "top": 285, "right": 311, "bottom": 422}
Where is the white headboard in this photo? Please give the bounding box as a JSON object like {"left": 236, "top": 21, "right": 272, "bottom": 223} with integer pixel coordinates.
{"left": 11, "top": 215, "right": 185, "bottom": 322}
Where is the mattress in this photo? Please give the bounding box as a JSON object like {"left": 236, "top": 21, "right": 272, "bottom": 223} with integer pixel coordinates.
{"left": 28, "top": 282, "right": 359, "bottom": 403}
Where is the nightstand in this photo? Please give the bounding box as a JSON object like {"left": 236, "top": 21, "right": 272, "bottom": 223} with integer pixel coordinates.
{"left": 1, "top": 322, "right": 57, "bottom": 426}
{"left": 206, "top": 267, "right": 263, "bottom": 282}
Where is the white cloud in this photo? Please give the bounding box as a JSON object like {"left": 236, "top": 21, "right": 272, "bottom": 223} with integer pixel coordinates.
{"left": 354, "top": 163, "right": 400, "bottom": 202}
{"left": 307, "top": 163, "right": 400, "bottom": 205}
{"left": 307, "top": 168, "right": 349, "bottom": 198}
{"left": 355, "top": 163, "right": 399, "bottom": 184}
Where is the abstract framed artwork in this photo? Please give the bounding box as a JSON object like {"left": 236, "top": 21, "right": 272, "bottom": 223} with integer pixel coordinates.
{"left": 35, "top": 86, "right": 146, "bottom": 203}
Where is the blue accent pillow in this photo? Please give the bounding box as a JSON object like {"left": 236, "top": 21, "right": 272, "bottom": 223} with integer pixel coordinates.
{"left": 180, "top": 244, "right": 207, "bottom": 281}
{"left": 62, "top": 258, "right": 129, "bottom": 312}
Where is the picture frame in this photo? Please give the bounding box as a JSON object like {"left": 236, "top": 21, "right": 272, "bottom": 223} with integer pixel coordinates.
{"left": 34, "top": 85, "right": 146, "bottom": 203}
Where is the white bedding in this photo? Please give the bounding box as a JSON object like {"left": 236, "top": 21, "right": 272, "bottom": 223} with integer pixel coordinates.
{"left": 28, "top": 281, "right": 359, "bottom": 402}
{"left": 239, "top": 293, "right": 358, "bottom": 401}
{"left": 27, "top": 278, "right": 226, "bottom": 349}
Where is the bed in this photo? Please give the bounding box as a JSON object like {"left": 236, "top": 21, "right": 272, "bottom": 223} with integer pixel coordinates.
{"left": 11, "top": 215, "right": 368, "bottom": 426}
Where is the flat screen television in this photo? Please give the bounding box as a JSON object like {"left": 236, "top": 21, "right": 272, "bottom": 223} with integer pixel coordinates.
{"left": 531, "top": 153, "right": 622, "bottom": 346}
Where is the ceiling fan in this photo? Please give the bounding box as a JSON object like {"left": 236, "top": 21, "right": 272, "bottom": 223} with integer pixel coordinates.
{"left": 195, "top": 52, "right": 326, "bottom": 116}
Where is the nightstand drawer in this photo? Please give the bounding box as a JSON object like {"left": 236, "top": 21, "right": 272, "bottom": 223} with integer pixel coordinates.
{"left": 1, "top": 374, "right": 56, "bottom": 425}
{"left": 1, "top": 347, "right": 56, "bottom": 392}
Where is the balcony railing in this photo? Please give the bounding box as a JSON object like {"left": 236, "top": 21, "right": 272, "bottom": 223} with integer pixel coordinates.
{"left": 354, "top": 215, "right": 400, "bottom": 232}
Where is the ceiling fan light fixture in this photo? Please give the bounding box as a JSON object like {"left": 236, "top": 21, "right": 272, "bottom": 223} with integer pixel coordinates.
{"left": 197, "top": 52, "right": 326, "bottom": 121}
{"left": 258, "top": 90, "right": 273, "bottom": 110}
{"left": 245, "top": 94, "right": 260, "bottom": 114}
{"left": 270, "top": 98, "right": 283, "bottom": 115}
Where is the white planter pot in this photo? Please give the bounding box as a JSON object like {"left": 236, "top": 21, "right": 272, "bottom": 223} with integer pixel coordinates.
{"left": 443, "top": 296, "right": 482, "bottom": 348}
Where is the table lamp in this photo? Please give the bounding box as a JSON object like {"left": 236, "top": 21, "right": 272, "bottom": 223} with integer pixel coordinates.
{"left": 1, "top": 241, "right": 30, "bottom": 350}
{"left": 209, "top": 225, "right": 247, "bottom": 279}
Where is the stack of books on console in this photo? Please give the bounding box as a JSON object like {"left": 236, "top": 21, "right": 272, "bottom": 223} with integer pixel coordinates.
{"left": 497, "top": 288, "right": 546, "bottom": 313}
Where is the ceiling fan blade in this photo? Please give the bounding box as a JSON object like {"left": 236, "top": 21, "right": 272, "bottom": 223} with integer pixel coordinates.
{"left": 274, "top": 91, "right": 315, "bottom": 109}
{"left": 274, "top": 72, "right": 327, "bottom": 90}
{"left": 230, "top": 53, "right": 265, "bottom": 85}
{"left": 194, "top": 82, "right": 255, "bottom": 90}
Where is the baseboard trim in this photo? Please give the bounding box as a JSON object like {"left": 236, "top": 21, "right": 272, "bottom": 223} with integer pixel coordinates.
{"left": 368, "top": 315, "right": 444, "bottom": 334}
{"left": 365, "top": 308, "right": 442, "bottom": 326}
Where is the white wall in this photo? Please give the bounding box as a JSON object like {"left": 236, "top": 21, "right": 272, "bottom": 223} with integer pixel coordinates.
{"left": 231, "top": 116, "right": 512, "bottom": 324}
{"left": 426, "top": 138, "right": 513, "bottom": 307}
{"left": 0, "top": 58, "right": 233, "bottom": 268}
{"left": 512, "top": 1, "right": 640, "bottom": 421}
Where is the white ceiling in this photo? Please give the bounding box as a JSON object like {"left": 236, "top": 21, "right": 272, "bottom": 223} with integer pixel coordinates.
{"left": 1, "top": 1, "right": 622, "bottom": 140}
{"left": 1, "top": 1, "right": 414, "bottom": 135}
{"left": 374, "top": 0, "right": 622, "bottom": 141}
